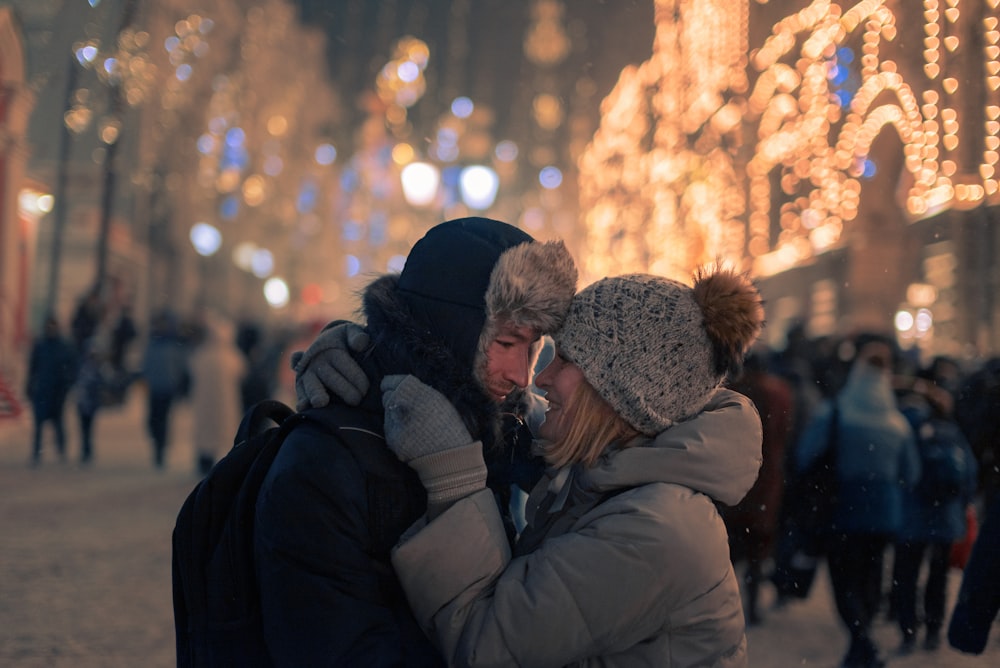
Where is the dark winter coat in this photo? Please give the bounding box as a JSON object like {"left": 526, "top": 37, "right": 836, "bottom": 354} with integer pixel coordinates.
{"left": 796, "top": 363, "right": 921, "bottom": 536}
{"left": 26, "top": 334, "right": 78, "bottom": 420}
{"left": 949, "top": 493, "right": 1000, "bottom": 654}
{"left": 254, "top": 275, "right": 505, "bottom": 666}
{"left": 897, "top": 399, "right": 978, "bottom": 544}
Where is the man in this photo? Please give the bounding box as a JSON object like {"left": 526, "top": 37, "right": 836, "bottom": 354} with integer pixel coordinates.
{"left": 26, "top": 315, "right": 78, "bottom": 465}
{"left": 254, "top": 217, "right": 577, "bottom": 665}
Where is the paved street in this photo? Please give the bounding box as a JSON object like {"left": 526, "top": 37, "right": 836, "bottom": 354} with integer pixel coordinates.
{"left": 1, "top": 387, "right": 997, "bottom": 667}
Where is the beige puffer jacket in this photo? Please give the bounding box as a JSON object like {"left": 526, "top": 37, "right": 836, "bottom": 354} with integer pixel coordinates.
{"left": 392, "top": 388, "right": 762, "bottom": 668}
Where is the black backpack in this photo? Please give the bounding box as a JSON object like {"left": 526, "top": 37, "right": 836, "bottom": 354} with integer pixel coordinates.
{"left": 171, "top": 399, "right": 388, "bottom": 667}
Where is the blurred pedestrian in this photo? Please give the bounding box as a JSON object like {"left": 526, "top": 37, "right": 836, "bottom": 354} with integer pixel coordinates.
{"left": 768, "top": 323, "right": 828, "bottom": 603}
{"left": 140, "top": 310, "right": 189, "bottom": 469}
{"left": 891, "top": 361, "right": 978, "bottom": 654}
{"left": 955, "top": 356, "right": 1000, "bottom": 513}
{"left": 236, "top": 320, "right": 282, "bottom": 412}
{"left": 795, "top": 334, "right": 922, "bottom": 668}
{"left": 25, "top": 315, "right": 78, "bottom": 466}
{"left": 70, "top": 288, "right": 103, "bottom": 354}
{"left": 722, "top": 349, "right": 794, "bottom": 625}
{"left": 187, "top": 313, "right": 247, "bottom": 476}
{"left": 948, "top": 492, "right": 1000, "bottom": 655}
{"left": 107, "top": 303, "right": 138, "bottom": 405}
{"left": 74, "top": 340, "right": 107, "bottom": 465}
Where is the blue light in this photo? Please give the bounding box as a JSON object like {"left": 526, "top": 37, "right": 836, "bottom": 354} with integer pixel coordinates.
{"left": 190, "top": 222, "right": 221, "bottom": 256}
{"left": 341, "top": 168, "right": 359, "bottom": 193}
{"left": 835, "top": 89, "right": 853, "bottom": 108}
{"left": 196, "top": 133, "right": 215, "bottom": 155}
{"left": 297, "top": 181, "right": 318, "bottom": 214}
{"left": 225, "top": 127, "right": 245, "bottom": 148}
{"left": 342, "top": 220, "right": 363, "bottom": 242}
{"left": 219, "top": 196, "right": 239, "bottom": 220}
{"left": 495, "top": 140, "right": 518, "bottom": 162}
{"left": 451, "top": 97, "right": 474, "bottom": 118}
{"left": 539, "top": 166, "right": 563, "bottom": 189}
{"left": 176, "top": 64, "right": 192, "bottom": 82}
{"left": 441, "top": 166, "right": 462, "bottom": 188}
{"left": 836, "top": 47, "right": 854, "bottom": 64}
{"left": 862, "top": 159, "right": 877, "bottom": 179}
{"left": 315, "top": 143, "right": 337, "bottom": 165}
{"left": 387, "top": 254, "right": 406, "bottom": 273}
{"left": 346, "top": 255, "right": 361, "bottom": 277}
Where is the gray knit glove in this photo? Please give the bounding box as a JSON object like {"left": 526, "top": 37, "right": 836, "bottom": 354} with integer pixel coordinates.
{"left": 381, "top": 374, "right": 486, "bottom": 518}
{"left": 291, "top": 321, "right": 371, "bottom": 410}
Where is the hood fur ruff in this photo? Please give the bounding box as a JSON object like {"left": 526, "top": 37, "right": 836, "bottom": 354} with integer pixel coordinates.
{"left": 479, "top": 239, "right": 578, "bottom": 353}
{"left": 361, "top": 275, "right": 502, "bottom": 451}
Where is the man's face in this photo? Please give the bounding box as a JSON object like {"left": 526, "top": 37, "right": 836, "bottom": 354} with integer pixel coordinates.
{"left": 533, "top": 351, "right": 586, "bottom": 442}
{"left": 480, "top": 321, "right": 542, "bottom": 403}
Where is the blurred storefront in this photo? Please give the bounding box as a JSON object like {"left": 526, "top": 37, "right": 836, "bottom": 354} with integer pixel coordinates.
{"left": 0, "top": 6, "right": 34, "bottom": 415}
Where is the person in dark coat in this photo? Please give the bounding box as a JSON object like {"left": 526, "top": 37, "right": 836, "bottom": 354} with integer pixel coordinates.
{"left": 948, "top": 492, "right": 1000, "bottom": 654}
{"left": 74, "top": 340, "right": 106, "bottom": 465}
{"left": 25, "top": 315, "right": 78, "bottom": 465}
{"left": 722, "top": 350, "right": 794, "bottom": 625}
{"left": 140, "top": 310, "right": 189, "bottom": 469}
{"left": 891, "top": 367, "right": 978, "bottom": 654}
{"left": 70, "top": 289, "right": 103, "bottom": 354}
{"left": 253, "top": 217, "right": 577, "bottom": 665}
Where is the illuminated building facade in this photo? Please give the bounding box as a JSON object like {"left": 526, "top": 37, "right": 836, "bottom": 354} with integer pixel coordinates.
{"left": 579, "top": 0, "right": 1000, "bottom": 359}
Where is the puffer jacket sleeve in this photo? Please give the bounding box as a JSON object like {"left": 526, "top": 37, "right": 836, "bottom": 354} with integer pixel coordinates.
{"left": 393, "top": 485, "right": 744, "bottom": 667}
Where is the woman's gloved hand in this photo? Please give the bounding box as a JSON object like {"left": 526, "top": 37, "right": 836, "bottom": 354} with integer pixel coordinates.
{"left": 381, "top": 374, "right": 486, "bottom": 518}
{"left": 291, "top": 321, "right": 371, "bottom": 410}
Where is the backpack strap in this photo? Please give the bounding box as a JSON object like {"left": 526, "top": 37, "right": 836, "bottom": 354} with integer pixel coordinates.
{"left": 235, "top": 399, "right": 297, "bottom": 445}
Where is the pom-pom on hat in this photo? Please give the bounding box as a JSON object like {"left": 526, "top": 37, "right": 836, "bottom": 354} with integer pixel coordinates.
{"left": 553, "top": 267, "right": 764, "bottom": 435}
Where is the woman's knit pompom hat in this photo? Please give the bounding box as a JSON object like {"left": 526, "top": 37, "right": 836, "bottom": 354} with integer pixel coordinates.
{"left": 553, "top": 267, "right": 765, "bottom": 435}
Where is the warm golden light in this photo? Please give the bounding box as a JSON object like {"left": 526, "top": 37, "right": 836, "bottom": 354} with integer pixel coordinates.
{"left": 573, "top": 0, "right": 999, "bottom": 284}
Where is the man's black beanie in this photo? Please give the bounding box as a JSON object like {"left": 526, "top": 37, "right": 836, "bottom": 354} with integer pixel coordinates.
{"left": 396, "top": 217, "right": 533, "bottom": 370}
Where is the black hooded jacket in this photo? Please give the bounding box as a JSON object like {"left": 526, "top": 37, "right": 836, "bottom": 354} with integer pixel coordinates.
{"left": 254, "top": 276, "right": 539, "bottom": 666}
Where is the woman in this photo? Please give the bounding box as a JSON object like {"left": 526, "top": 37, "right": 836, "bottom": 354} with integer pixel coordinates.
{"left": 381, "top": 267, "right": 765, "bottom": 667}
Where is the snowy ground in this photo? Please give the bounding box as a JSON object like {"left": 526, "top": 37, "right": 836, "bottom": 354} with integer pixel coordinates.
{"left": 1, "top": 388, "right": 996, "bottom": 667}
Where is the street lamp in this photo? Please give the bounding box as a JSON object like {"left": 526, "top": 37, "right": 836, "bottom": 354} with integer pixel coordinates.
{"left": 400, "top": 161, "right": 441, "bottom": 207}
{"left": 459, "top": 165, "right": 499, "bottom": 210}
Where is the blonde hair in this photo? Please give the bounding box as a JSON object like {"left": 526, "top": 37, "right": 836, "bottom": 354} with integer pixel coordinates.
{"left": 540, "top": 380, "right": 641, "bottom": 469}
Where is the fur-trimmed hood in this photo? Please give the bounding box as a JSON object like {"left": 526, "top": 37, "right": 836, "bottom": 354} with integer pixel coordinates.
{"left": 360, "top": 275, "right": 502, "bottom": 450}
{"left": 479, "top": 239, "right": 578, "bottom": 358}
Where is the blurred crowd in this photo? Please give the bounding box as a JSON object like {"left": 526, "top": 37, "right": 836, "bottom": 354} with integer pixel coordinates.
{"left": 23, "top": 288, "right": 319, "bottom": 473}
{"left": 719, "top": 321, "right": 999, "bottom": 665}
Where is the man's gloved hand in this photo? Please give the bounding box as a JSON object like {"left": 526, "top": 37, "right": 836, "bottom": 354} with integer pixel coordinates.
{"left": 291, "top": 321, "right": 371, "bottom": 410}
{"left": 381, "top": 374, "right": 487, "bottom": 517}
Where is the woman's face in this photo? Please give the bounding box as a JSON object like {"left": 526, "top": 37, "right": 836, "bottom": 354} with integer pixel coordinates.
{"left": 534, "top": 352, "right": 587, "bottom": 442}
